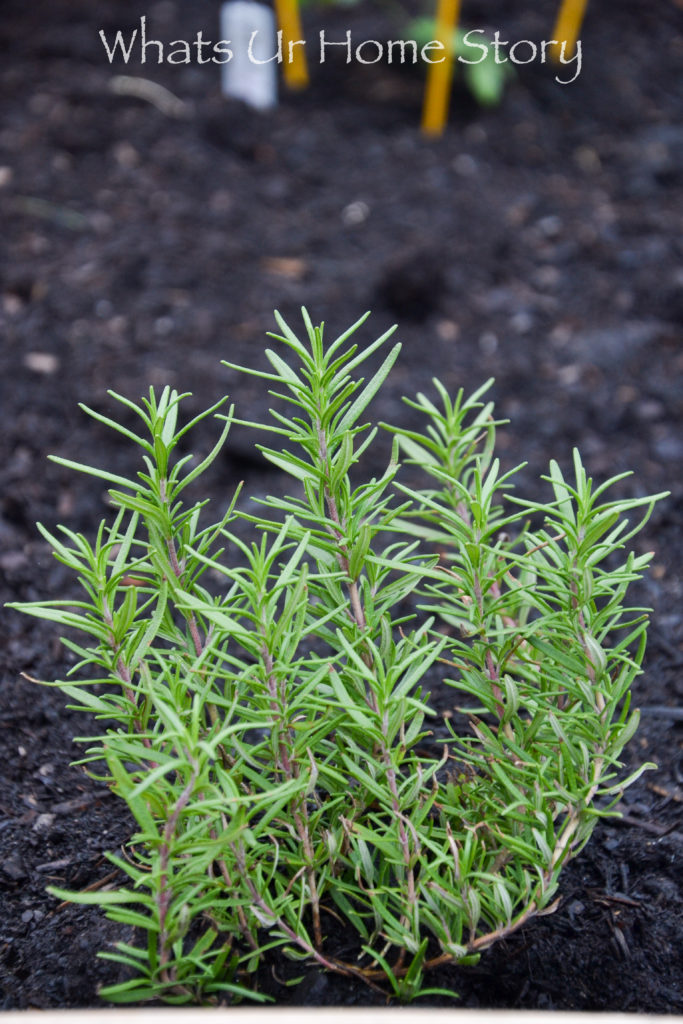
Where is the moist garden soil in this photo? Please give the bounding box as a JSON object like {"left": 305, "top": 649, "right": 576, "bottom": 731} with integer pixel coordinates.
{"left": 1, "top": 0, "right": 682, "bottom": 1011}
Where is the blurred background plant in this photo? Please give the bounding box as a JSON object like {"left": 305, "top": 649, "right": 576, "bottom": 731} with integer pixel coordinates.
{"left": 300, "top": 0, "right": 514, "bottom": 107}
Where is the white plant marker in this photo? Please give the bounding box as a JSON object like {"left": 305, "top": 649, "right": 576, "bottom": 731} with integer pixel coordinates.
{"left": 220, "top": 1, "right": 278, "bottom": 111}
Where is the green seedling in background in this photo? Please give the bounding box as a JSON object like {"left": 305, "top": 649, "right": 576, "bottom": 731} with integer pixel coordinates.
{"left": 9, "top": 312, "right": 664, "bottom": 1005}
{"left": 300, "top": 0, "right": 514, "bottom": 108}
{"left": 409, "top": 19, "right": 515, "bottom": 106}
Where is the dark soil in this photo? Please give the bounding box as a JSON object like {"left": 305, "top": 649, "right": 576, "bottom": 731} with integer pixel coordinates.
{"left": 1, "top": 0, "right": 682, "bottom": 1011}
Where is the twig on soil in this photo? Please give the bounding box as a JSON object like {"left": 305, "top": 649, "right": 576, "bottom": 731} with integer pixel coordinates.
{"left": 8, "top": 196, "right": 89, "bottom": 230}
{"left": 54, "top": 868, "right": 120, "bottom": 910}
{"left": 613, "top": 814, "right": 681, "bottom": 838}
{"left": 589, "top": 891, "right": 642, "bottom": 908}
{"left": 647, "top": 781, "right": 683, "bottom": 803}
{"left": 109, "top": 75, "right": 192, "bottom": 118}
{"left": 639, "top": 705, "right": 683, "bottom": 721}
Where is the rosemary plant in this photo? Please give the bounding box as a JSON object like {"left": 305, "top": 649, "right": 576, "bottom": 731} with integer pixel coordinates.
{"left": 9, "top": 311, "right": 663, "bottom": 1004}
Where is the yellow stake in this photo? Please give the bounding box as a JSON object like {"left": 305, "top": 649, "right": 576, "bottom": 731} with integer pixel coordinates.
{"left": 550, "top": 0, "right": 588, "bottom": 60}
{"left": 421, "top": 0, "right": 461, "bottom": 136}
{"left": 273, "top": 0, "right": 310, "bottom": 90}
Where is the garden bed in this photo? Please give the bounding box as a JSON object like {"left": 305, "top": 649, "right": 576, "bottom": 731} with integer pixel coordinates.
{"left": 1, "top": 0, "right": 682, "bottom": 1011}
